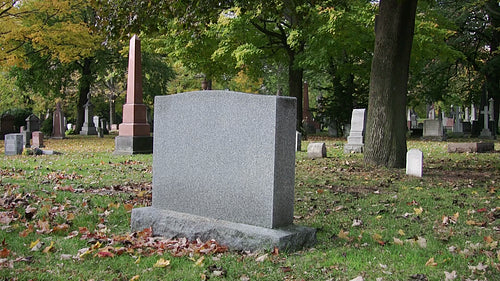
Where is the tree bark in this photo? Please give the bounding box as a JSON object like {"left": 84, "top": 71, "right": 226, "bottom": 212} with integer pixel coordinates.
{"left": 364, "top": 0, "right": 417, "bottom": 168}
{"left": 288, "top": 55, "right": 303, "bottom": 131}
{"left": 485, "top": 0, "right": 499, "bottom": 135}
{"left": 76, "top": 58, "right": 93, "bottom": 133}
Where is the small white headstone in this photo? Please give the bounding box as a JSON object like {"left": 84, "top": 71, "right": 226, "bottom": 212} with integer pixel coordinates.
{"left": 296, "top": 131, "right": 302, "bottom": 151}
{"left": 406, "top": 149, "right": 423, "bottom": 177}
{"left": 307, "top": 142, "right": 326, "bottom": 159}
{"left": 344, "top": 108, "right": 367, "bottom": 153}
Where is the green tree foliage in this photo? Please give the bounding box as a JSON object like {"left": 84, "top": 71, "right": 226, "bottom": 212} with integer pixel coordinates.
{"left": 1, "top": 0, "right": 174, "bottom": 130}
{"left": 303, "top": 1, "right": 376, "bottom": 133}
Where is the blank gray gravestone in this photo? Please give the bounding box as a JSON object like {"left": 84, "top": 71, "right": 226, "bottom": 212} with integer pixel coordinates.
{"left": 406, "top": 149, "right": 423, "bottom": 177}
{"left": 4, "top": 133, "right": 23, "bottom": 155}
{"left": 131, "top": 90, "right": 316, "bottom": 251}
{"left": 423, "top": 119, "right": 445, "bottom": 141}
{"left": 344, "top": 109, "right": 366, "bottom": 153}
{"left": 307, "top": 142, "right": 326, "bottom": 159}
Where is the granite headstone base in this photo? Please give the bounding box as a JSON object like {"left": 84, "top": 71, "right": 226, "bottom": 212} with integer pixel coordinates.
{"left": 344, "top": 143, "right": 364, "bottom": 153}
{"left": 80, "top": 126, "right": 98, "bottom": 135}
{"left": 114, "top": 135, "right": 153, "bottom": 155}
{"left": 131, "top": 207, "right": 316, "bottom": 252}
{"left": 447, "top": 142, "right": 495, "bottom": 153}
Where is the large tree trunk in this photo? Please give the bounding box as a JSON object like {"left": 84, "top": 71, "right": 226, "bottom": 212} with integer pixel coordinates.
{"left": 364, "top": 0, "right": 417, "bottom": 168}
{"left": 76, "top": 58, "right": 93, "bottom": 133}
{"left": 288, "top": 54, "right": 303, "bottom": 131}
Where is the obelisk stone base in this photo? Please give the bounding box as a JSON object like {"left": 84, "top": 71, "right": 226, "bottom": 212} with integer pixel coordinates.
{"left": 114, "top": 135, "right": 153, "bottom": 155}
{"left": 131, "top": 207, "right": 316, "bottom": 252}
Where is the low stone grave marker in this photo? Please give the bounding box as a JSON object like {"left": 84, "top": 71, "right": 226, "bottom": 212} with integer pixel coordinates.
{"left": 32, "top": 131, "right": 44, "bottom": 148}
{"left": 447, "top": 142, "right": 494, "bottom": 153}
{"left": 4, "top": 133, "right": 23, "bottom": 155}
{"left": 131, "top": 90, "right": 316, "bottom": 251}
{"left": 406, "top": 149, "right": 423, "bottom": 177}
{"left": 307, "top": 142, "right": 326, "bottom": 159}
{"left": 423, "top": 119, "right": 445, "bottom": 140}
{"left": 296, "top": 131, "right": 302, "bottom": 151}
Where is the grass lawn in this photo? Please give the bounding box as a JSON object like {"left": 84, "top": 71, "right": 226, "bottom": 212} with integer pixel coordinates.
{"left": 0, "top": 135, "right": 499, "bottom": 281}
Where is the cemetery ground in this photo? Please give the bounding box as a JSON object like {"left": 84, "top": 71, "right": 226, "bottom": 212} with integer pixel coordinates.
{"left": 0, "top": 136, "right": 499, "bottom": 281}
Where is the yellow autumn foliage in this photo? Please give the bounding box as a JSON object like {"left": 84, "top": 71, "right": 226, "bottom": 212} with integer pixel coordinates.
{"left": 0, "top": 0, "right": 103, "bottom": 68}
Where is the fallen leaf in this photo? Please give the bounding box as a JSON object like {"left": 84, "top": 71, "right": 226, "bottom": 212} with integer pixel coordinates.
{"left": 393, "top": 237, "right": 404, "bottom": 246}
{"left": 425, "top": 257, "right": 437, "bottom": 266}
{"left": 255, "top": 253, "right": 268, "bottom": 262}
{"left": 25, "top": 206, "right": 37, "bottom": 220}
{"left": 65, "top": 231, "right": 79, "bottom": 240}
{"left": 153, "top": 258, "right": 170, "bottom": 268}
{"left": 416, "top": 237, "right": 427, "bottom": 248}
{"left": 194, "top": 256, "right": 205, "bottom": 267}
{"left": 468, "top": 262, "right": 488, "bottom": 272}
{"left": 372, "top": 233, "right": 383, "bottom": 244}
{"left": 484, "top": 236, "right": 494, "bottom": 244}
{"left": 96, "top": 251, "right": 114, "bottom": 258}
{"left": 52, "top": 223, "right": 70, "bottom": 233}
{"left": 108, "top": 203, "right": 120, "bottom": 209}
{"left": 444, "top": 270, "right": 457, "bottom": 281}
{"left": 130, "top": 275, "right": 140, "bottom": 281}
{"left": 30, "top": 239, "right": 42, "bottom": 251}
{"left": 398, "top": 229, "right": 405, "bottom": 236}
{"left": 338, "top": 229, "right": 350, "bottom": 240}
{"left": 90, "top": 241, "right": 102, "bottom": 251}
{"left": 19, "top": 224, "right": 34, "bottom": 237}
{"left": 60, "top": 254, "right": 72, "bottom": 260}
{"left": 77, "top": 247, "right": 92, "bottom": 259}
{"left": 134, "top": 257, "right": 141, "bottom": 264}
{"left": 212, "top": 270, "right": 224, "bottom": 277}
{"left": 124, "top": 204, "right": 134, "bottom": 211}
{"left": 42, "top": 241, "right": 55, "bottom": 253}
{"left": 0, "top": 212, "right": 13, "bottom": 225}
{"left": 414, "top": 207, "right": 423, "bottom": 215}
{"left": 280, "top": 266, "right": 292, "bottom": 273}
{"left": 349, "top": 276, "right": 364, "bottom": 281}
{"left": 272, "top": 246, "right": 279, "bottom": 256}
{"left": 0, "top": 248, "right": 10, "bottom": 258}
{"left": 36, "top": 219, "right": 51, "bottom": 234}
{"left": 352, "top": 219, "right": 363, "bottom": 227}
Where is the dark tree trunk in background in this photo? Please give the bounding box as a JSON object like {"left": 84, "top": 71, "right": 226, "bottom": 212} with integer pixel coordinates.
{"left": 484, "top": 0, "right": 499, "bottom": 135}
{"left": 364, "top": 0, "right": 418, "bottom": 168}
{"left": 76, "top": 58, "right": 93, "bottom": 133}
{"left": 288, "top": 55, "right": 303, "bottom": 131}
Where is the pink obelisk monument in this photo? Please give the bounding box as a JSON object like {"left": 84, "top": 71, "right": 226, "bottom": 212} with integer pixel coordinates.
{"left": 114, "top": 35, "right": 153, "bottom": 154}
